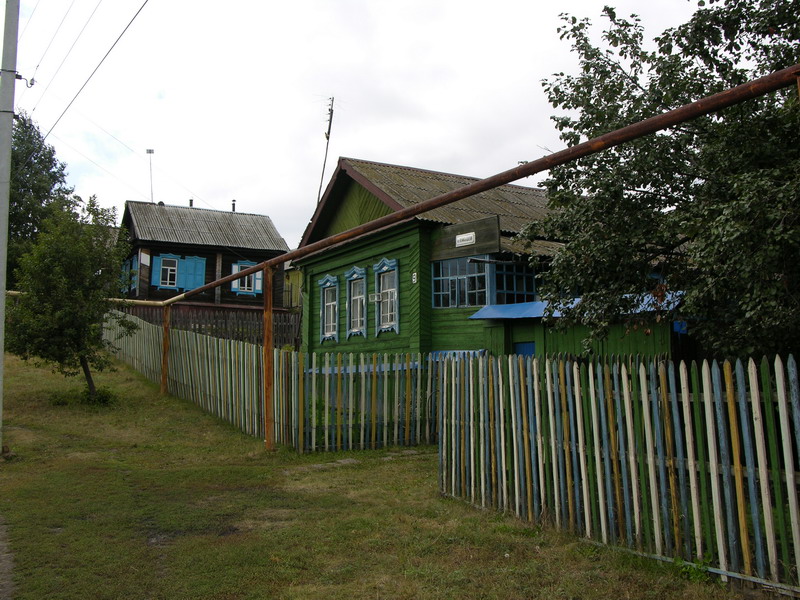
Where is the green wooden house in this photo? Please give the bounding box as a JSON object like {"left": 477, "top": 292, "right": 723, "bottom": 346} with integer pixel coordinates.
{"left": 296, "top": 158, "right": 677, "bottom": 358}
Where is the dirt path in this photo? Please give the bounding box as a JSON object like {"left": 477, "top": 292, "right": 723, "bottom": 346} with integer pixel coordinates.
{"left": 0, "top": 516, "right": 14, "bottom": 600}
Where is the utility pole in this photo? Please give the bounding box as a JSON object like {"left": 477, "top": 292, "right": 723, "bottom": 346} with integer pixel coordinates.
{"left": 316, "top": 97, "right": 334, "bottom": 203}
{"left": 146, "top": 148, "right": 154, "bottom": 202}
{"left": 0, "top": 0, "right": 20, "bottom": 454}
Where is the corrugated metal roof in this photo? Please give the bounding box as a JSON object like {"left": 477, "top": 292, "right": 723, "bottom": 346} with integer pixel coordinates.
{"left": 124, "top": 201, "right": 289, "bottom": 251}
{"left": 343, "top": 158, "right": 550, "bottom": 234}
{"left": 500, "top": 235, "right": 562, "bottom": 257}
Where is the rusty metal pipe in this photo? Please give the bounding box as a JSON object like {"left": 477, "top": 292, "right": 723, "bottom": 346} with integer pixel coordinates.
{"left": 162, "top": 62, "right": 800, "bottom": 306}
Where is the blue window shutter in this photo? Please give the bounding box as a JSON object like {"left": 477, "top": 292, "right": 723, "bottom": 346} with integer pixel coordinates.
{"left": 193, "top": 257, "right": 206, "bottom": 289}
{"left": 231, "top": 264, "right": 240, "bottom": 292}
{"left": 180, "top": 257, "right": 205, "bottom": 290}
{"left": 255, "top": 269, "right": 263, "bottom": 294}
{"left": 151, "top": 255, "right": 162, "bottom": 286}
{"left": 131, "top": 255, "right": 139, "bottom": 290}
{"left": 177, "top": 258, "right": 188, "bottom": 289}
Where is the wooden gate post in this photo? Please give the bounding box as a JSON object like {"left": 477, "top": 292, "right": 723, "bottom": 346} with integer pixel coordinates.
{"left": 263, "top": 265, "right": 275, "bottom": 450}
{"left": 160, "top": 304, "right": 172, "bottom": 395}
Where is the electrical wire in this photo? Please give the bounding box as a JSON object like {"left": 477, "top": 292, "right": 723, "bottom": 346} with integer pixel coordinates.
{"left": 42, "top": 0, "right": 150, "bottom": 143}
{"left": 29, "top": 0, "right": 78, "bottom": 83}
{"left": 18, "top": 0, "right": 44, "bottom": 41}
{"left": 31, "top": 0, "right": 106, "bottom": 115}
{"left": 49, "top": 132, "right": 150, "bottom": 201}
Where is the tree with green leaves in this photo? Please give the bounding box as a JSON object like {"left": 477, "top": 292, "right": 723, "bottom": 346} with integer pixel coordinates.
{"left": 523, "top": 0, "right": 800, "bottom": 357}
{"left": 7, "top": 198, "right": 137, "bottom": 399}
{"left": 9, "top": 111, "right": 74, "bottom": 288}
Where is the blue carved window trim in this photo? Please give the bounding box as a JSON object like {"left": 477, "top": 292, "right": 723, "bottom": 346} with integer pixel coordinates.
{"left": 373, "top": 258, "right": 398, "bottom": 335}
{"left": 318, "top": 274, "right": 339, "bottom": 343}
{"left": 345, "top": 266, "right": 366, "bottom": 339}
{"left": 231, "top": 261, "right": 263, "bottom": 296}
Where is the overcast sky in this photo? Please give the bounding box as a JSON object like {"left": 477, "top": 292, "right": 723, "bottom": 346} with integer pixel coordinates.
{"left": 4, "top": 0, "right": 697, "bottom": 248}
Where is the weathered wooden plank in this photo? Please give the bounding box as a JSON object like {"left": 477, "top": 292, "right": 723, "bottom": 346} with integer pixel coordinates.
{"left": 703, "top": 360, "right": 729, "bottom": 578}
{"left": 760, "top": 356, "right": 790, "bottom": 572}
{"left": 591, "top": 362, "right": 609, "bottom": 544}
{"left": 534, "top": 358, "right": 545, "bottom": 520}
{"left": 712, "top": 360, "right": 739, "bottom": 571}
{"left": 522, "top": 356, "right": 534, "bottom": 522}
{"left": 613, "top": 361, "right": 632, "bottom": 546}
{"left": 735, "top": 359, "right": 765, "bottom": 579}
{"left": 774, "top": 355, "right": 800, "bottom": 580}
{"left": 547, "top": 359, "right": 561, "bottom": 527}
{"left": 622, "top": 362, "right": 641, "bottom": 548}
{"left": 679, "top": 361, "right": 702, "bottom": 559}
{"left": 640, "top": 362, "right": 662, "bottom": 556}
{"left": 566, "top": 359, "right": 581, "bottom": 532}
{"left": 724, "top": 360, "right": 752, "bottom": 575}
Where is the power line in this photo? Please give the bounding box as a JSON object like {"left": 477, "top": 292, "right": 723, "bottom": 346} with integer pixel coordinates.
{"left": 31, "top": 0, "right": 106, "bottom": 114}
{"left": 42, "top": 0, "right": 150, "bottom": 143}
{"left": 17, "top": 0, "right": 43, "bottom": 41}
{"left": 30, "top": 0, "right": 78, "bottom": 82}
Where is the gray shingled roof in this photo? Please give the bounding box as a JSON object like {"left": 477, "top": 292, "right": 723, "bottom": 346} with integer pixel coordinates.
{"left": 343, "top": 158, "right": 550, "bottom": 234}
{"left": 124, "top": 201, "right": 289, "bottom": 251}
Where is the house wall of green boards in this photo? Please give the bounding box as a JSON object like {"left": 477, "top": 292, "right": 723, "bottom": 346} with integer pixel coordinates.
{"left": 299, "top": 223, "right": 428, "bottom": 355}
{"left": 504, "top": 319, "right": 672, "bottom": 357}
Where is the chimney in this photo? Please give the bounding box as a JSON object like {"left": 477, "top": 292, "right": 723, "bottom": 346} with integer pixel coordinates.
{"left": 189, "top": 198, "right": 193, "bottom": 208}
{"left": 232, "top": 199, "right": 236, "bottom": 212}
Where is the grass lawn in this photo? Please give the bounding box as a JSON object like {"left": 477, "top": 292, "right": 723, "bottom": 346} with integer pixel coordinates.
{"left": 0, "top": 354, "right": 745, "bottom": 599}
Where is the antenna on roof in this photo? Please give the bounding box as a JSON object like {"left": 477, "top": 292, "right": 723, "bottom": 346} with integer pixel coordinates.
{"left": 316, "top": 97, "right": 334, "bottom": 204}
{"left": 146, "top": 149, "right": 154, "bottom": 203}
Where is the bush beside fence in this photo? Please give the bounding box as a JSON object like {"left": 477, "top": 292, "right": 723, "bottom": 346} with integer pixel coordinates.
{"left": 438, "top": 353, "right": 800, "bottom": 591}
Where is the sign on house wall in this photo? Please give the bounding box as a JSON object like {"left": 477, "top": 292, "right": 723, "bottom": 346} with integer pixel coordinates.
{"left": 431, "top": 216, "right": 501, "bottom": 260}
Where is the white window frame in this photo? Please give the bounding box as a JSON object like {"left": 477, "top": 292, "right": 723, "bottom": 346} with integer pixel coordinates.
{"left": 231, "top": 261, "right": 262, "bottom": 296}
{"left": 318, "top": 274, "right": 339, "bottom": 343}
{"left": 160, "top": 256, "right": 178, "bottom": 289}
{"left": 373, "top": 258, "right": 398, "bottom": 335}
{"left": 345, "top": 266, "right": 366, "bottom": 338}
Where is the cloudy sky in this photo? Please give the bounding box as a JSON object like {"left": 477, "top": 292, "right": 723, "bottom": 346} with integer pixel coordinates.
{"left": 5, "top": 0, "right": 697, "bottom": 248}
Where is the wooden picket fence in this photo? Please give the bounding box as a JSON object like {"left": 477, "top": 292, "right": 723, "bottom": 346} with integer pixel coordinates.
{"left": 103, "top": 313, "right": 436, "bottom": 447}
{"left": 120, "top": 303, "right": 301, "bottom": 348}
{"left": 438, "top": 353, "right": 800, "bottom": 591}
{"left": 272, "top": 351, "right": 436, "bottom": 451}
{"left": 104, "top": 313, "right": 800, "bottom": 591}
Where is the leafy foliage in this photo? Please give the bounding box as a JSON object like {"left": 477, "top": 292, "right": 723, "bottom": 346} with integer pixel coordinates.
{"left": 7, "top": 198, "right": 137, "bottom": 397}
{"left": 523, "top": 0, "right": 800, "bottom": 357}
{"left": 9, "top": 112, "right": 75, "bottom": 288}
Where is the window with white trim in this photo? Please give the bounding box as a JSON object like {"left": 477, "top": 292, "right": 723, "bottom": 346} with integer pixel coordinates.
{"left": 161, "top": 257, "right": 178, "bottom": 288}
{"left": 231, "top": 261, "right": 263, "bottom": 296}
{"left": 150, "top": 254, "right": 206, "bottom": 291}
{"left": 373, "top": 258, "right": 398, "bottom": 334}
{"left": 318, "top": 275, "right": 339, "bottom": 342}
{"left": 345, "top": 266, "right": 366, "bottom": 338}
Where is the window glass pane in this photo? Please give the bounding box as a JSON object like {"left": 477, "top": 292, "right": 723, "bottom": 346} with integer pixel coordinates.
{"left": 349, "top": 278, "right": 365, "bottom": 331}
{"left": 161, "top": 258, "right": 177, "bottom": 287}
{"left": 431, "top": 257, "right": 487, "bottom": 308}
